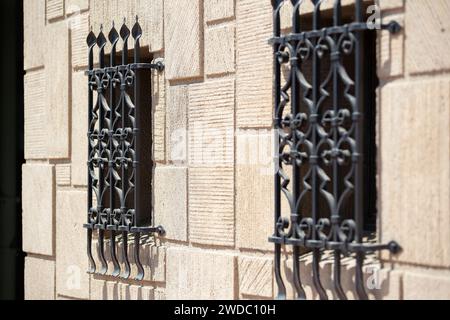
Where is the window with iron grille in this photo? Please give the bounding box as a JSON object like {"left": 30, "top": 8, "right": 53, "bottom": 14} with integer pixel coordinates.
{"left": 269, "top": 0, "right": 401, "bottom": 300}
{"left": 83, "top": 18, "right": 165, "bottom": 280}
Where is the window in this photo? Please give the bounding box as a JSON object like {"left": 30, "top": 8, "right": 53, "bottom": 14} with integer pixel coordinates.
{"left": 84, "top": 19, "right": 165, "bottom": 281}
{"left": 269, "top": 0, "right": 401, "bottom": 300}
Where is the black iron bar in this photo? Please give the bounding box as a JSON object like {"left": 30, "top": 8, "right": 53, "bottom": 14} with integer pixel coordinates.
{"left": 290, "top": 0, "right": 307, "bottom": 301}
{"left": 272, "top": 0, "right": 287, "bottom": 300}
{"left": 311, "top": 0, "right": 328, "bottom": 300}
{"left": 119, "top": 20, "right": 131, "bottom": 280}
{"left": 96, "top": 26, "right": 108, "bottom": 275}
{"left": 331, "top": 0, "right": 347, "bottom": 301}
{"left": 108, "top": 23, "right": 120, "bottom": 277}
{"left": 86, "top": 30, "right": 97, "bottom": 274}
{"left": 132, "top": 18, "right": 145, "bottom": 281}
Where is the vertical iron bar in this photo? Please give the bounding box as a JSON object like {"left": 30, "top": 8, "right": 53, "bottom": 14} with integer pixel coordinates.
{"left": 97, "top": 26, "right": 108, "bottom": 275}
{"left": 132, "top": 18, "right": 145, "bottom": 280}
{"left": 87, "top": 30, "right": 97, "bottom": 274}
{"left": 354, "top": 0, "right": 369, "bottom": 300}
{"left": 290, "top": 0, "right": 306, "bottom": 301}
{"left": 331, "top": 0, "right": 347, "bottom": 300}
{"left": 120, "top": 21, "right": 131, "bottom": 279}
{"left": 312, "top": 0, "right": 328, "bottom": 300}
{"left": 273, "top": 0, "right": 287, "bottom": 300}
{"left": 108, "top": 24, "right": 120, "bottom": 277}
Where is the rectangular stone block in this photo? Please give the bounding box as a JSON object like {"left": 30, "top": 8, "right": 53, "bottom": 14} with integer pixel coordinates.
{"left": 378, "top": 14, "right": 404, "bottom": 78}
{"left": 72, "top": 71, "right": 88, "bottom": 186}
{"left": 91, "top": 279, "right": 120, "bottom": 300}
{"left": 164, "top": 0, "right": 202, "bottom": 80}
{"left": 25, "top": 257, "right": 55, "bottom": 300}
{"left": 154, "top": 166, "right": 187, "bottom": 242}
{"left": 380, "top": 79, "right": 450, "bottom": 268}
{"left": 91, "top": 0, "right": 160, "bottom": 52}
{"left": 205, "top": 24, "right": 235, "bottom": 76}
{"left": 405, "top": 0, "right": 450, "bottom": 74}
{"left": 46, "top": 21, "right": 70, "bottom": 159}
{"left": 205, "top": 0, "right": 235, "bottom": 23}
{"left": 238, "top": 256, "right": 273, "bottom": 298}
{"left": 22, "top": 164, "right": 55, "bottom": 256}
{"left": 66, "top": 0, "right": 89, "bottom": 15}
{"left": 24, "top": 0, "right": 45, "bottom": 70}
{"left": 167, "top": 85, "right": 188, "bottom": 164}
{"left": 47, "top": 0, "right": 65, "bottom": 21}
{"left": 236, "top": 163, "right": 273, "bottom": 251}
{"left": 189, "top": 79, "right": 235, "bottom": 167}
{"left": 56, "top": 191, "right": 90, "bottom": 299}
{"left": 24, "top": 69, "right": 47, "bottom": 159}
{"left": 139, "top": 0, "right": 164, "bottom": 52}
{"left": 121, "top": 284, "right": 155, "bottom": 300}
{"left": 153, "top": 66, "right": 166, "bottom": 162}
{"left": 71, "top": 12, "right": 89, "bottom": 69}
{"left": 236, "top": 0, "right": 272, "bottom": 128}
{"left": 189, "top": 167, "right": 235, "bottom": 247}
{"left": 403, "top": 272, "right": 450, "bottom": 300}
{"left": 378, "top": 0, "right": 404, "bottom": 10}
{"left": 56, "top": 164, "right": 71, "bottom": 186}
{"left": 167, "top": 247, "right": 236, "bottom": 300}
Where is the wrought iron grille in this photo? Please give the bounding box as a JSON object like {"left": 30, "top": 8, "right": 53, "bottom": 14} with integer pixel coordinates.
{"left": 84, "top": 18, "right": 165, "bottom": 280}
{"left": 269, "top": 0, "right": 401, "bottom": 300}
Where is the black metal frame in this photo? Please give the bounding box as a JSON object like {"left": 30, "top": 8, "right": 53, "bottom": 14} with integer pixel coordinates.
{"left": 269, "top": 0, "right": 401, "bottom": 300}
{"left": 84, "top": 18, "right": 165, "bottom": 281}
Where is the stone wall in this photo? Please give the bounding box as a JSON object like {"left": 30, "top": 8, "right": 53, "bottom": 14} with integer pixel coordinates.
{"left": 22, "top": 0, "right": 450, "bottom": 300}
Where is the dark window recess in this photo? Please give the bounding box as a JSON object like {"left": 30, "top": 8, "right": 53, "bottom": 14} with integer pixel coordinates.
{"left": 84, "top": 18, "right": 165, "bottom": 281}
{"left": 269, "top": 0, "right": 401, "bottom": 300}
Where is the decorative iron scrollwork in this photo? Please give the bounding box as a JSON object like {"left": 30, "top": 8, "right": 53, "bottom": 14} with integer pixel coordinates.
{"left": 84, "top": 18, "right": 165, "bottom": 281}
{"left": 269, "top": 0, "right": 401, "bottom": 300}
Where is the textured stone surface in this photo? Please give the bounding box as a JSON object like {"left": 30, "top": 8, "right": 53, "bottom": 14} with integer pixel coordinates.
{"left": 56, "top": 164, "right": 71, "bottom": 186}
{"left": 121, "top": 284, "right": 155, "bottom": 300}
{"left": 189, "top": 167, "right": 234, "bottom": 247}
{"left": 205, "top": 24, "right": 235, "bottom": 76}
{"left": 154, "top": 167, "right": 188, "bottom": 242}
{"left": 56, "top": 191, "right": 89, "bottom": 299}
{"left": 25, "top": 257, "right": 55, "bottom": 300}
{"left": 189, "top": 79, "right": 235, "bottom": 167}
{"left": 47, "top": 0, "right": 65, "bottom": 21}
{"left": 46, "top": 21, "right": 70, "bottom": 159}
{"left": 90, "top": 0, "right": 162, "bottom": 52}
{"left": 24, "top": 69, "right": 47, "bottom": 159}
{"left": 167, "top": 248, "right": 236, "bottom": 300}
{"left": 205, "top": 0, "right": 235, "bottom": 23}
{"left": 378, "top": 0, "right": 404, "bottom": 10}
{"left": 236, "top": 163, "right": 273, "bottom": 251}
{"left": 403, "top": 271, "right": 450, "bottom": 300}
{"left": 405, "top": 0, "right": 450, "bottom": 74}
{"left": 22, "top": 164, "right": 55, "bottom": 256}
{"left": 167, "top": 85, "right": 188, "bottom": 164}
{"left": 24, "top": 0, "right": 46, "bottom": 70}
{"left": 66, "top": 0, "right": 89, "bottom": 15}
{"left": 239, "top": 256, "right": 273, "bottom": 298}
{"left": 164, "top": 0, "right": 202, "bottom": 80}
{"left": 71, "top": 71, "right": 88, "bottom": 186}
{"left": 71, "top": 12, "right": 89, "bottom": 69}
{"left": 153, "top": 66, "right": 166, "bottom": 162}
{"left": 236, "top": 0, "right": 272, "bottom": 128}
{"left": 380, "top": 79, "right": 450, "bottom": 268}
{"left": 91, "top": 279, "right": 120, "bottom": 300}
{"left": 378, "top": 13, "right": 404, "bottom": 78}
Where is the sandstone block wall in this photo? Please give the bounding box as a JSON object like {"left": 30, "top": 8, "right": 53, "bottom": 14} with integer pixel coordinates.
{"left": 22, "top": 0, "right": 450, "bottom": 300}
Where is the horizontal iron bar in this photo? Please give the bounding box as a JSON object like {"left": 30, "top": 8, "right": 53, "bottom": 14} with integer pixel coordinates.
{"left": 83, "top": 223, "right": 165, "bottom": 235}
{"left": 269, "top": 236, "right": 401, "bottom": 254}
{"left": 269, "top": 21, "right": 401, "bottom": 45}
{"left": 85, "top": 62, "right": 165, "bottom": 76}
